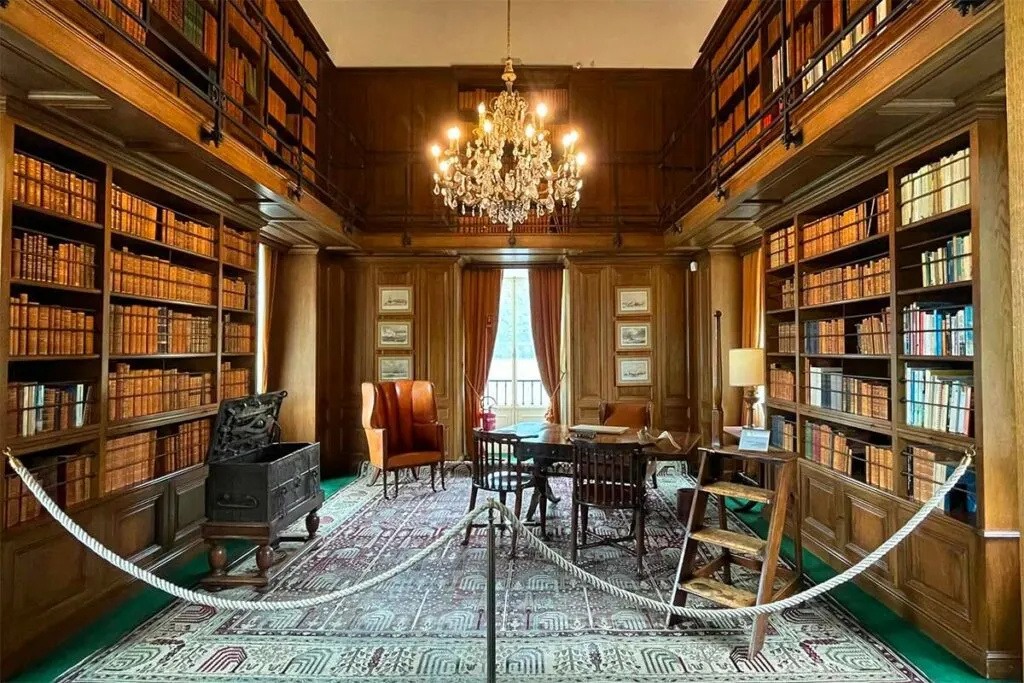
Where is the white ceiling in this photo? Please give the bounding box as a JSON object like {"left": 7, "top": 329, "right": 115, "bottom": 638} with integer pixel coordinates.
{"left": 299, "top": 0, "right": 727, "bottom": 69}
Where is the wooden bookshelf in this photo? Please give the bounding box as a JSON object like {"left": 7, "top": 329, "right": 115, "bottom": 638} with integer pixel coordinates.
{"left": 706, "top": 0, "right": 893, "bottom": 176}
{"left": 761, "top": 118, "right": 1017, "bottom": 676}
{"left": 50, "top": 0, "right": 326, "bottom": 188}
{"left": 0, "top": 121, "right": 261, "bottom": 672}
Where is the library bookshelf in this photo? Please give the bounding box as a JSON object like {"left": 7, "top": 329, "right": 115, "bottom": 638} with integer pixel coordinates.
{"left": 762, "top": 116, "right": 1018, "bottom": 678}
{"left": 705, "top": 0, "right": 896, "bottom": 176}
{"left": 0, "top": 120, "right": 259, "bottom": 676}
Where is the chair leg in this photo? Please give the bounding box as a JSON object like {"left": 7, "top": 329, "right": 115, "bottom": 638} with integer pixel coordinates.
{"left": 636, "top": 505, "right": 646, "bottom": 578}
{"left": 462, "top": 485, "right": 479, "bottom": 545}
{"left": 382, "top": 468, "right": 389, "bottom": 500}
{"left": 539, "top": 486, "right": 548, "bottom": 538}
{"left": 570, "top": 500, "right": 579, "bottom": 563}
{"left": 430, "top": 464, "right": 437, "bottom": 492}
{"left": 410, "top": 467, "right": 419, "bottom": 481}
{"left": 511, "top": 490, "right": 523, "bottom": 557}
{"left": 581, "top": 505, "right": 589, "bottom": 546}
{"left": 368, "top": 467, "right": 381, "bottom": 487}
{"left": 394, "top": 468, "right": 400, "bottom": 498}
{"left": 440, "top": 462, "right": 447, "bottom": 490}
{"left": 651, "top": 470, "right": 659, "bottom": 489}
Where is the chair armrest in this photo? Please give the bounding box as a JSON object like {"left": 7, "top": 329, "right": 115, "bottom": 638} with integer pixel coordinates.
{"left": 364, "top": 427, "right": 387, "bottom": 468}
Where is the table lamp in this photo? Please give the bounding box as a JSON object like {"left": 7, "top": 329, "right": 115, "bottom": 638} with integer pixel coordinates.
{"left": 729, "top": 347, "right": 765, "bottom": 428}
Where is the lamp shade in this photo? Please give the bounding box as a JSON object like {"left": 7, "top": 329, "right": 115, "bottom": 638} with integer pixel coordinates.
{"left": 729, "top": 348, "right": 765, "bottom": 387}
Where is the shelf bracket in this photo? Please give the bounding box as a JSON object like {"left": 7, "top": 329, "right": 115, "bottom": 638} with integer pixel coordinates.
{"left": 782, "top": 125, "right": 803, "bottom": 150}
{"left": 714, "top": 183, "right": 727, "bottom": 202}
{"left": 951, "top": 0, "right": 988, "bottom": 15}
{"left": 0, "top": 0, "right": 9, "bottom": 9}
{"left": 287, "top": 182, "right": 302, "bottom": 201}
{"left": 401, "top": 231, "right": 412, "bottom": 247}
{"left": 613, "top": 232, "right": 623, "bottom": 249}
{"left": 199, "top": 122, "right": 223, "bottom": 147}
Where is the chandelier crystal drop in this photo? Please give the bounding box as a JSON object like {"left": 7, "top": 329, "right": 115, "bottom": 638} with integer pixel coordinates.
{"left": 429, "top": 0, "right": 585, "bottom": 232}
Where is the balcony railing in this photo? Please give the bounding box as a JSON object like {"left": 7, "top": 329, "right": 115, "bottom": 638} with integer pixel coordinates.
{"left": 485, "top": 379, "right": 547, "bottom": 408}
{"left": 660, "top": 0, "right": 923, "bottom": 225}
{"left": 53, "top": 0, "right": 365, "bottom": 228}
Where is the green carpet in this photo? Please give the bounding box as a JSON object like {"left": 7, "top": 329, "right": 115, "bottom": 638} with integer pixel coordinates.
{"left": 11, "top": 480, "right": 1007, "bottom": 682}
{"left": 12, "top": 476, "right": 355, "bottom": 683}
{"left": 728, "top": 500, "right": 1010, "bottom": 683}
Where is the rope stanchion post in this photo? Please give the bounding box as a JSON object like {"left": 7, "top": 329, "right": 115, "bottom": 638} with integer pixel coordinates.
{"left": 486, "top": 503, "right": 497, "bottom": 683}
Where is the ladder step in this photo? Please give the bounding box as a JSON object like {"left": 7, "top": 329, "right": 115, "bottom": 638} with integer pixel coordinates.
{"left": 691, "top": 527, "right": 767, "bottom": 557}
{"left": 702, "top": 480, "right": 774, "bottom": 504}
{"left": 680, "top": 577, "right": 757, "bottom": 608}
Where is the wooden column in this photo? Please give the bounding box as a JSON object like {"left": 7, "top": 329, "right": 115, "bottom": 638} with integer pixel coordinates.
{"left": 267, "top": 247, "right": 320, "bottom": 443}
{"left": 1006, "top": 0, "right": 1024, "bottom": 661}
{"left": 707, "top": 246, "right": 743, "bottom": 429}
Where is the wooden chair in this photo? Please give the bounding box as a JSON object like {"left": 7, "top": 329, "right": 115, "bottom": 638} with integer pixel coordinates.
{"left": 598, "top": 400, "right": 659, "bottom": 487}
{"left": 569, "top": 438, "right": 647, "bottom": 577}
{"left": 463, "top": 429, "right": 544, "bottom": 554}
{"left": 361, "top": 380, "right": 446, "bottom": 499}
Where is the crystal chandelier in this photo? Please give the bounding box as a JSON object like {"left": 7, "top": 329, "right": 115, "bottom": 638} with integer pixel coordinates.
{"left": 429, "top": 0, "right": 586, "bottom": 232}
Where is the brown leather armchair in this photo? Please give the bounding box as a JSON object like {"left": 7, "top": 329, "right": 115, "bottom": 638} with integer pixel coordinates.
{"left": 361, "top": 380, "right": 446, "bottom": 499}
{"left": 598, "top": 401, "right": 653, "bottom": 430}
{"left": 598, "top": 400, "right": 658, "bottom": 487}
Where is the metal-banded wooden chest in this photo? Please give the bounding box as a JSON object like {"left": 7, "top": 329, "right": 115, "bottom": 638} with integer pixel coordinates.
{"left": 201, "top": 391, "right": 324, "bottom": 588}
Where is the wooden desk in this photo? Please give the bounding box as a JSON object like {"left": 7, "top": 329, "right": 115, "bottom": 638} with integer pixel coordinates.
{"left": 495, "top": 422, "right": 701, "bottom": 526}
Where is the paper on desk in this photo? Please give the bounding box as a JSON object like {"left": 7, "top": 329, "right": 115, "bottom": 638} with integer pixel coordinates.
{"left": 637, "top": 429, "right": 681, "bottom": 450}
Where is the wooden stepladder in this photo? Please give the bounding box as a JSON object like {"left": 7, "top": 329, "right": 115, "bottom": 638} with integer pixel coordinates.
{"left": 667, "top": 444, "right": 802, "bottom": 657}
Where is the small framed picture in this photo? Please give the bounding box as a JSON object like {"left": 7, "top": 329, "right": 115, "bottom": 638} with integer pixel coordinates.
{"left": 616, "top": 321, "right": 651, "bottom": 351}
{"left": 616, "top": 355, "right": 651, "bottom": 386}
{"left": 379, "top": 286, "right": 413, "bottom": 314}
{"left": 616, "top": 287, "right": 650, "bottom": 316}
{"left": 377, "top": 320, "right": 412, "bottom": 349}
{"left": 378, "top": 355, "right": 413, "bottom": 381}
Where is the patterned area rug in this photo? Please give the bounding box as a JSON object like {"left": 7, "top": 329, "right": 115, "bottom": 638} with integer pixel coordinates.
{"left": 58, "top": 469, "right": 927, "bottom": 682}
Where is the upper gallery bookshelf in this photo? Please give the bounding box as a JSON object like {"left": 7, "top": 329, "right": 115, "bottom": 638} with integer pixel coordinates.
{"left": 762, "top": 117, "right": 1016, "bottom": 676}
{"left": 2, "top": 122, "right": 257, "bottom": 535}
{"left": 707, "top": 0, "right": 893, "bottom": 174}
{"left": 59, "top": 0, "right": 324, "bottom": 187}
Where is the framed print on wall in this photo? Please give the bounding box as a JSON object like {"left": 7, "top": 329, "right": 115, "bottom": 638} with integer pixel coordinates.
{"left": 616, "top": 355, "right": 652, "bottom": 386}
{"left": 377, "top": 320, "right": 412, "bottom": 349}
{"left": 616, "top": 321, "right": 651, "bottom": 351}
{"left": 378, "top": 355, "right": 413, "bottom": 381}
{"left": 378, "top": 286, "right": 413, "bottom": 314}
{"left": 616, "top": 287, "right": 651, "bottom": 316}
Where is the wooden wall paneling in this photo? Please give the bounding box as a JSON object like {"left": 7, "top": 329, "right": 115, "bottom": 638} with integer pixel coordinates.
{"left": 267, "top": 249, "right": 320, "bottom": 443}
{"left": 658, "top": 261, "right": 691, "bottom": 431}
{"left": 569, "top": 263, "right": 610, "bottom": 423}
{"left": 690, "top": 250, "right": 713, "bottom": 439}
{"left": 1006, "top": 4, "right": 1024, "bottom": 661}
{"left": 612, "top": 77, "right": 662, "bottom": 216}
{"left": 317, "top": 254, "right": 347, "bottom": 476}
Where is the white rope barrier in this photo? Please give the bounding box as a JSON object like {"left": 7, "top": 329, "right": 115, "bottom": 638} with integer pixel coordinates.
{"left": 4, "top": 448, "right": 972, "bottom": 619}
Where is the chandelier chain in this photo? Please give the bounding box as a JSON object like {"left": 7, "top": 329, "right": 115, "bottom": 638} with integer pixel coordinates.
{"left": 506, "top": 0, "right": 511, "bottom": 59}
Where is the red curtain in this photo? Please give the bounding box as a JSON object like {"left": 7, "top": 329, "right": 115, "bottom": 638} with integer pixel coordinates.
{"left": 529, "top": 266, "right": 563, "bottom": 423}
{"left": 462, "top": 268, "right": 503, "bottom": 455}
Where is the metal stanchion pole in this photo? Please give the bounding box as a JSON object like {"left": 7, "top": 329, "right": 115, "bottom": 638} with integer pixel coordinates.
{"left": 486, "top": 504, "right": 497, "bottom": 683}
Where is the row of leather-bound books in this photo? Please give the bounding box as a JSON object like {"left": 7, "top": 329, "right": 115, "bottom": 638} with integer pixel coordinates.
{"left": 111, "top": 186, "right": 217, "bottom": 257}
{"left": 12, "top": 152, "right": 98, "bottom": 223}
{"left": 5, "top": 454, "right": 93, "bottom": 528}
{"left": 111, "top": 248, "right": 216, "bottom": 305}
{"left": 769, "top": 366, "right": 796, "bottom": 402}
{"left": 801, "top": 192, "right": 891, "bottom": 258}
{"left": 800, "top": 256, "right": 890, "bottom": 306}
{"left": 223, "top": 276, "right": 251, "bottom": 310}
{"left": 223, "top": 317, "right": 255, "bottom": 353}
{"left": 84, "top": 0, "right": 145, "bottom": 42}
{"left": 107, "top": 365, "right": 213, "bottom": 422}
{"left": 776, "top": 321, "right": 797, "bottom": 353}
{"left": 103, "top": 419, "right": 210, "bottom": 494}
{"left": 9, "top": 295, "right": 96, "bottom": 357}
{"left": 803, "top": 419, "right": 895, "bottom": 491}
{"left": 110, "top": 305, "right": 213, "bottom": 355}
{"left": 7, "top": 382, "right": 94, "bottom": 438}
{"left": 768, "top": 225, "right": 796, "bottom": 268}
{"left": 221, "top": 363, "right": 252, "bottom": 400}
{"left": 12, "top": 232, "right": 97, "bottom": 289}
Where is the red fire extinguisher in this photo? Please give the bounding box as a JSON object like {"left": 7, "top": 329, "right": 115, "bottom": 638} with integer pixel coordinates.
{"left": 479, "top": 396, "right": 497, "bottom": 431}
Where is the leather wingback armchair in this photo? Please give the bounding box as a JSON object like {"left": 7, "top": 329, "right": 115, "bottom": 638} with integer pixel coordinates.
{"left": 598, "top": 401, "right": 653, "bottom": 430}
{"left": 361, "top": 380, "right": 446, "bottom": 499}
